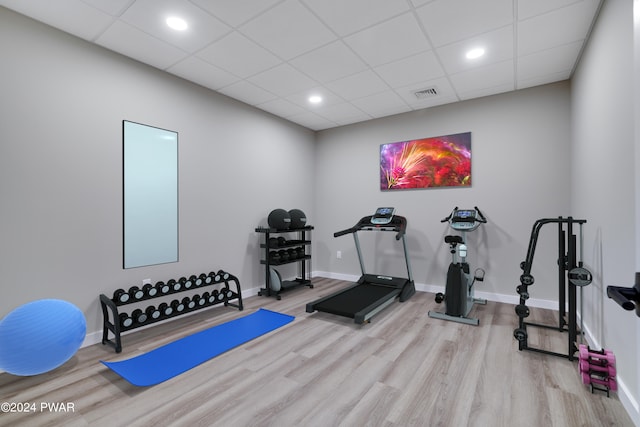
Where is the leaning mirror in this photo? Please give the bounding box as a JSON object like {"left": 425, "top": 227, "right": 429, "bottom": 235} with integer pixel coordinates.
{"left": 123, "top": 120, "right": 178, "bottom": 269}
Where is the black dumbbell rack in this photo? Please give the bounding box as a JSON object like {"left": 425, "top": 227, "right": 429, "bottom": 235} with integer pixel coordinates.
{"left": 100, "top": 270, "right": 243, "bottom": 353}
{"left": 256, "top": 226, "right": 313, "bottom": 299}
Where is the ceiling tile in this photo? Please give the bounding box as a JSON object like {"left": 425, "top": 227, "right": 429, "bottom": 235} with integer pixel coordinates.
{"left": 344, "top": 12, "right": 430, "bottom": 67}
{"left": 436, "top": 25, "right": 513, "bottom": 75}
{"left": 517, "top": 0, "right": 590, "bottom": 20}
{"left": 289, "top": 41, "right": 368, "bottom": 84}
{"left": 239, "top": 0, "right": 336, "bottom": 60}
{"left": 374, "top": 50, "right": 444, "bottom": 88}
{"left": 217, "top": 80, "right": 278, "bottom": 105}
{"left": 256, "top": 98, "right": 308, "bottom": 118}
{"left": 287, "top": 112, "right": 337, "bottom": 130}
{"left": 168, "top": 55, "right": 239, "bottom": 89}
{"left": 517, "top": 41, "right": 582, "bottom": 82}
{"left": 248, "top": 63, "right": 318, "bottom": 98}
{"left": 81, "top": 0, "right": 133, "bottom": 16}
{"left": 326, "top": 70, "right": 389, "bottom": 101}
{"left": 0, "top": 0, "right": 115, "bottom": 41}
{"left": 417, "top": 0, "right": 513, "bottom": 47}
{"left": 197, "top": 31, "right": 281, "bottom": 78}
{"left": 189, "top": 0, "right": 282, "bottom": 27}
{"left": 303, "top": 0, "right": 410, "bottom": 36}
{"left": 119, "top": 0, "right": 230, "bottom": 53}
{"left": 351, "top": 90, "right": 410, "bottom": 118}
{"left": 450, "top": 59, "right": 514, "bottom": 97}
{"left": 410, "top": 0, "right": 433, "bottom": 7}
{"left": 517, "top": 70, "right": 571, "bottom": 90}
{"left": 96, "top": 20, "right": 188, "bottom": 69}
{"left": 518, "top": 0, "right": 600, "bottom": 56}
{"left": 313, "top": 102, "right": 370, "bottom": 123}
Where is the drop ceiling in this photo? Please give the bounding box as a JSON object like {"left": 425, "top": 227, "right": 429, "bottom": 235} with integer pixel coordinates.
{"left": 0, "top": 0, "right": 602, "bottom": 131}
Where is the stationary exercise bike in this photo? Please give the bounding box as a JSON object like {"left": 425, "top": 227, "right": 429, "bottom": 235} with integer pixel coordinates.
{"left": 428, "top": 207, "right": 487, "bottom": 326}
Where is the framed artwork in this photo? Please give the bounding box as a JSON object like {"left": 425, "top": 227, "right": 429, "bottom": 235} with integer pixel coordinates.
{"left": 380, "top": 132, "right": 471, "bottom": 190}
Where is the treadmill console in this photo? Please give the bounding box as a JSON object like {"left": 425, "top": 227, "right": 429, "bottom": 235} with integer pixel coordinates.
{"left": 371, "top": 207, "right": 395, "bottom": 225}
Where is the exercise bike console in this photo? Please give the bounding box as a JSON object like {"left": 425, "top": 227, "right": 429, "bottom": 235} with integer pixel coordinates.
{"left": 445, "top": 208, "right": 487, "bottom": 231}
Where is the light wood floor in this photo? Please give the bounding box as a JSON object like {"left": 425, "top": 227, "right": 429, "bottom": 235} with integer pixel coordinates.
{"left": 0, "top": 277, "right": 634, "bottom": 426}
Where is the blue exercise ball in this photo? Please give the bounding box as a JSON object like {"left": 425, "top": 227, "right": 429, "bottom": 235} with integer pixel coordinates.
{"left": 0, "top": 299, "right": 86, "bottom": 376}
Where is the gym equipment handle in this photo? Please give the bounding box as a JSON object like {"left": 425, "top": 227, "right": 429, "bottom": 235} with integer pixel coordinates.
{"left": 606, "top": 286, "right": 636, "bottom": 311}
{"left": 606, "top": 273, "right": 640, "bottom": 316}
{"left": 474, "top": 206, "right": 487, "bottom": 223}
{"left": 334, "top": 228, "right": 354, "bottom": 238}
{"left": 334, "top": 215, "right": 407, "bottom": 240}
{"left": 441, "top": 206, "right": 458, "bottom": 223}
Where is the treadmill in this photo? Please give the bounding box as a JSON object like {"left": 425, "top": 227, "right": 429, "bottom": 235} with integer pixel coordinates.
{"left": 306, "top": 207, "right": 416, "bottom": 324}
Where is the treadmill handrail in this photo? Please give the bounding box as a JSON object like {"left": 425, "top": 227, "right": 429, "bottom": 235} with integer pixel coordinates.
{"left": 334, "top": 215, "right": 407, "bottom": 240}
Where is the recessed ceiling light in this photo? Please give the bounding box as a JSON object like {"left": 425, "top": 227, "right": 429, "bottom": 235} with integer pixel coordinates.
{"left": 309, "top": 95, "right": 322, "bottom": 104}
{"left": 466, "top": 48, "right": 485, "bottom": 59}
{"left": 166, "top": 16, "right": 188, "bottom": 31}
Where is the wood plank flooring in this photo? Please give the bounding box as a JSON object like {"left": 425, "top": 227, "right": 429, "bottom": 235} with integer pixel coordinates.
{"left": 0, "top": 277, "right": 633, "bottom": 426}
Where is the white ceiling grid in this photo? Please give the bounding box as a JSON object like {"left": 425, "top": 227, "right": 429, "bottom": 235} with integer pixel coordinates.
{"left": 0, "top": 0, "right": 602, "bottom": 130}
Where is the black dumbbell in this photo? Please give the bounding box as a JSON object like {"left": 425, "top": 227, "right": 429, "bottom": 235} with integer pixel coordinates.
{"left": 129, "top": 286, "right": 145, "bottom": 300}
{"left": 269, "top": 251, "right": 280, "bottom": 263}
{"left": 207, "top": 291, "right": 217, "bottom": 304}
{"left": 171, "top": 299, "right": 185, "bottom": 313}
{"left": 113, "top": 289, "right": 129, "bottom": 304}
{"left": 146, "top": 305, "right": 161, "bottom": 320}
{"left": 157, "top": 281, "right": 170, "bottom": 295}
{"left": 193, "top": 294, "right": 206, "bottom": 307}
{"left": 132, "top": 308, "right": 147, "bottom": 324}
{"left": 143, "top": 283, "right": 157, "bottom": 298}
{"left": 195, "top": 273, "right": 206, "bottom": 286}
{"left": 119, "top": 312, "right": 133, "bottom": 328}
{"left": 159, "top": 302, "right": 173, "bottom": 317}
{"left": 168, "top": 279, "right": 180, "bottom": 292}
{"left": 188, "top": 275, "right": 198, "bottom": 288}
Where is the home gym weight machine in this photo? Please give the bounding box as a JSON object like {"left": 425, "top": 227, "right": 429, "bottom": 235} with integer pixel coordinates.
{"left": 306, "top": 207, "right": 416, "bottom": 324}
{"left": 429, "top": 207, "right": 487, "bottom": 326}
{"left": 513, "top": 217, "right": 592, "bottom": 361}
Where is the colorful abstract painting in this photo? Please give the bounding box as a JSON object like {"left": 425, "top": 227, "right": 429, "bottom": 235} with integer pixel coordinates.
{"left": 380, "top": 132, "right": 471, "bottom": 190}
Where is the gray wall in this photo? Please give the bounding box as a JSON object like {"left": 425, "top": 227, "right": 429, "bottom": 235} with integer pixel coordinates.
{"left": 0, "top": 7, "right": 316, "bottom": 334}
{"left": 571, "top": 0, "right": 638, "bottom": 421}
{"left": 314, "top": 82, "right": 572, "bottom": 305}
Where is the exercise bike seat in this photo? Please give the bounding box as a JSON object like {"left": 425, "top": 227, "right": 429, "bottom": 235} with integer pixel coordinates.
{"left": 444, "top": 235, "right": 464, "bottom": 244}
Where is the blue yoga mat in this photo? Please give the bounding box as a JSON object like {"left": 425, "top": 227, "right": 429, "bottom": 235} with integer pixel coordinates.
{"left": 101, "top": 308, "right": 294, "bottom": 386}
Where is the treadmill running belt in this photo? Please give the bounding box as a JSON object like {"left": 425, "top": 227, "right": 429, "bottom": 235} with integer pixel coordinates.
{"left": 313, "top": 283, "right": 398, "bottom": 318}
